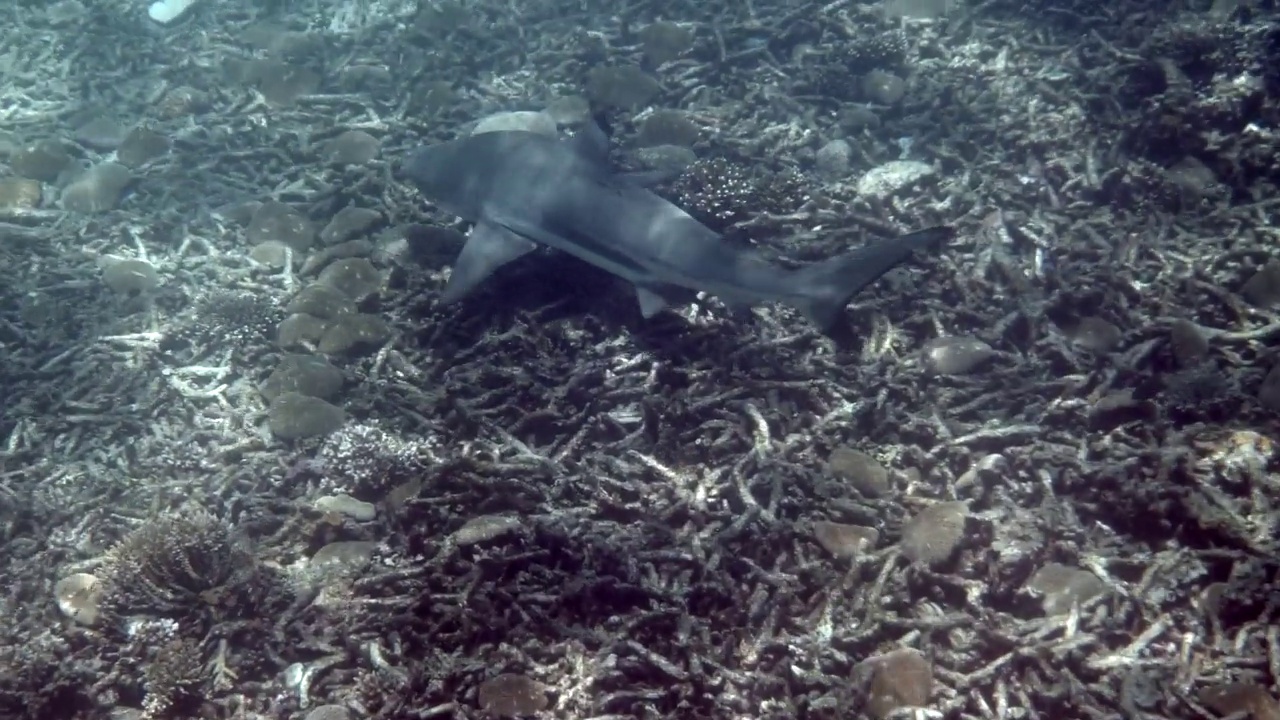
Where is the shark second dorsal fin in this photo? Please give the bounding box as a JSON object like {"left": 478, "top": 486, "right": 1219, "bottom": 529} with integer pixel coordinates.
{"left": 440, "top": 221, "right": 538, "bottom": 303}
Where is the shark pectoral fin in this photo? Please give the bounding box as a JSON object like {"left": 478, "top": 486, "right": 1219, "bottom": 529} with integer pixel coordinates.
{"left": 440, "top": 221, "right": 538, "bottom": 303}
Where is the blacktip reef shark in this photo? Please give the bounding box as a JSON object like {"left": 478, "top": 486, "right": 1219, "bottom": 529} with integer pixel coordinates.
{"left": 404, "top": 121, "right": 953, "bottom": 333}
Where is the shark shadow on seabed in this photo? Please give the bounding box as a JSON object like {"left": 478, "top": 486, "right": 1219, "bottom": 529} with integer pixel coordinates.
{"left": 405, "top": 244, "right": 927, "bottom": 384}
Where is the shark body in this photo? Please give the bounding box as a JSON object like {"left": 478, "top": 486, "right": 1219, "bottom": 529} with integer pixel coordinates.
{"left": 404, "top": 123, "right": 953, "bottom": 332}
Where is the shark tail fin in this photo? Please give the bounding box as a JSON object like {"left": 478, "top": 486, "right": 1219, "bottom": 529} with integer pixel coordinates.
{"left": 788, "top": 225, "right": 954, "bottom": 333}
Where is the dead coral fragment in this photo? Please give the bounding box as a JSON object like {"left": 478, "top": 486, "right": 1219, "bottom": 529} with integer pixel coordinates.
{"left": 477, "top": 673, "right": 548, "bottom": 716}
{"left": 856, "top": 647, "right": 933, "bottom": 719}
{"left": 1027, "top": 563, "right": 1107, "bottom": 616}
{"left": 813, "top": 521, "right": 878, "bottom": 559}
{"left": 54, "top": 573, "right": 101, "bottom": 626}
{"left": 900, "top": 501, "right": 967, "bottom": 565}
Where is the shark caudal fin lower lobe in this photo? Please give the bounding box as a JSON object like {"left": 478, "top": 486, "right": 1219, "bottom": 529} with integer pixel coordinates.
{"left": 789, "top": 225, "right": 954, "bottom": 333}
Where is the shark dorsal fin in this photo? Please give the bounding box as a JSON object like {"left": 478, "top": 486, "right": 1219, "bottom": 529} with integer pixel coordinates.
{"left": 568, "top": 118, "right": 611, "bottom": 165}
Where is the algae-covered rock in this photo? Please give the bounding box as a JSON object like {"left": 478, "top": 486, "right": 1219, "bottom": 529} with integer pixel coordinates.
{"left": 10, "top": 141, "right": 73, "bottom": 182}
{"left": 922, "top": 336, "right": 996, "bottom": 375}
{"left": 856, "top": 648, "right": 933, "bottom": 719}
{"left": 314, "top": 494, "right": 376, "bottom": 521}
{"left": 260, "top": 353, "right": 344, "bottom": 401}
{"left": 586, "top": 65, "right": 662, "bottom": 109}
{"left": 300, "top": 239, "right": 375, "bottom": 276}
{"left": 249, "top": 240, "right": 294, "bottom": 269}
{"left": 317, "top": 258, "right": 382, "bottom": 301}
{"left": 638, "top": 20, "right": 694, "bottom": 65}
{"left": 813, "top": 521, "right": 879, "bottom": 559}
{"left": 116, "top": 127, "right": 171, "bottom": 168}
{"left": 826, "top": 446, "right": 890, "bottom": 497}
{"left": 277, "top": 313, "right": 331, "bottom": 349}
{"left": 102, "top": 258, "right": 160, "bottom": 293}
{"left": 317, "top": 313, "right": 391, "bottom": 355}
{"left": 269, "top": 392, "right": 345, "bottom": 439}
{"left": 636, "top": 110, "right": 700, "bottom": 147}
{"left": 61, "top": 163, "right": 133, "bottom": 212}
{"left": 1027, "top": 563, "right": 1107, "bottom": 616}
{"left": 256, "top": 61, "right": 321, "bottom": 107}
{"left": 320, "top": 206, "right": 381, "bottom": 245}
{"left": 247, "top": 201, "right": 315, "bottom": 252}
{"left": 73, "top": 116, "right": 128, "bottom": 151}
{"left": 901, "top": 501, "right": 967, "bottom": 565}
{"left": 815, "top": 139, "right": 852, "bottom": 178}
{"left": 325, "top": 130, "right": 380, "bottom": 165}
{"left": 285, "top": 283, "right": 355, "bottom": 319}
{"left": 478, "top": 673, "right": 549, "bottom": 716}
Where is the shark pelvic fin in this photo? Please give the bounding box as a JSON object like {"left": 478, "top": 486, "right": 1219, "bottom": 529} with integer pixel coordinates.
{"left": 440, "top": 221, "right": 538, "bottom": 303}
{"left": 634, "top": 286, "right": 672, "bottom": 318}
{"left": 633, "top": 283, "right": 699, "bottom": 318}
